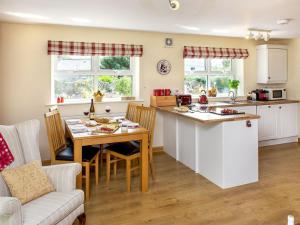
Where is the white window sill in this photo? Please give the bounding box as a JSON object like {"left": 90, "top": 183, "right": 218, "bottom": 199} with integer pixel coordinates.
{"left": 46, "top": 98, "right": 144, "bottom": 106}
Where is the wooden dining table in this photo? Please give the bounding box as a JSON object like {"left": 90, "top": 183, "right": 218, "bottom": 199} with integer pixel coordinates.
{"left": 65, "top": 120, "right": 149, "bottom": 192}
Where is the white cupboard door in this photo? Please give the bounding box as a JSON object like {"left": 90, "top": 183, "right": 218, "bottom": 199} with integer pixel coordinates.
{"left": 257, "top": 105, "right": 278, "bottom": 141}
{"left": 268, "top": 48, "right": 288, "bottom": 83}
{"left": 278, "top": 103, "right": 298, "bottom": 138}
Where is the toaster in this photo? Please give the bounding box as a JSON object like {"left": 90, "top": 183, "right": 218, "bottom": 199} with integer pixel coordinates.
{"left": 176, "top": 95, "right": 192, "bottom": 105}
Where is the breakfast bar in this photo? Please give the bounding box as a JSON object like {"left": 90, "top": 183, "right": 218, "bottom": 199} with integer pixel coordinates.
{"left": 157, "top": 106, "right": 260, "bottom": 189}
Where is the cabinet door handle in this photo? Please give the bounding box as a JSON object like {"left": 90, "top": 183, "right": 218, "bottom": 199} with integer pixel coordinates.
{"left": 279, "top": 106, "right": 282, "bottom": 109}
{"left": 268, "top": 76, "right": 271, "bottom": 80}
{"left": 268, "top": 106, "right": 271, "bottom": 108}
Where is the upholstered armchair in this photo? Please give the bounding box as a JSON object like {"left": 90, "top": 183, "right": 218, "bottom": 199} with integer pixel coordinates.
{"left": 0, "top": 120, "right": 86, "bottom": 225}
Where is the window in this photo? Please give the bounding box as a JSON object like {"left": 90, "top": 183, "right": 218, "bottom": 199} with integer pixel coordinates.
{"left": 184, "top": 58, "right": 244, "bottom": 97}
{"left": 52, "top": 55, "right": 138, "bottom": 102}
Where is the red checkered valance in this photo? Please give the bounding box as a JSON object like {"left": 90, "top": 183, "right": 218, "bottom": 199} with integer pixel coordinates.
{"left": 48, "top": 40, "right": 143, "bottom": 57}
{"left": 183, "top": 46, "right": 249, "bottom": 59}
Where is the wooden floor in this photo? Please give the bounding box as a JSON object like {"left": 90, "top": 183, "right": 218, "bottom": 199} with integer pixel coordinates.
{"left": 80, "top": 143, "right": 300, "bottom": 225}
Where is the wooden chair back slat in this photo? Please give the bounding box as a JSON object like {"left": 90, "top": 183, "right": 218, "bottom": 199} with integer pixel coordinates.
{"left": 126, "top": 102, "right": 142, "bottom": 123}
{"left": 44, "top": 110, "right": 67, "bottom": 162}
{"left": 137, "top": 106, "right": 156, "bottom": 148}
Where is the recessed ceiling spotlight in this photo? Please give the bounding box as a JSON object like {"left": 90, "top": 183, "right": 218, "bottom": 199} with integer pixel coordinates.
{"left": 277, "top": 19, "right": 291, "bottom": 25}
{"left": 169, "top": 0, "right": 180, "bottom": 10}
{"left": 4, "top": 11, "right": 50, "bottom": 20}
{"left": 70, "top": 18, "right": 91, "bottom": 23}
{"left": 176, "top": 24, "right": 199, "bottom": 31}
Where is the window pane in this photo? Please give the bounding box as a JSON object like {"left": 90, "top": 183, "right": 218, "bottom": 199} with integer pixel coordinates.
{"left": 184, "top": 58, "right": 206, "bottom": 74}
{"left": 208, "top": 76, "right": 232, "bottom": 95}
{"left": 99, "top": 56, "right": 130, "bottom": 70}
{"left": 96, "top": 75, "right": 132, "bottom": 98}
{"left": 210, "top": 59, "right": 231, "bottom": 72}
{"left": 56, "top": 55, "right": 91, "bottom": 71}
{"left": 184, "top": 75, "right": 207, "bottom": 95}
{"left": 54, "top": 75, "right": 94, "bottom": 99}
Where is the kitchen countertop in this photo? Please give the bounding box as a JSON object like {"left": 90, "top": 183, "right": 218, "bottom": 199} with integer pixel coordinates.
{"left": 198, "top": 99, "right": 300, "bottom": 108}
{"left": 156, "top": 106, "right": 260, "bottom": 124}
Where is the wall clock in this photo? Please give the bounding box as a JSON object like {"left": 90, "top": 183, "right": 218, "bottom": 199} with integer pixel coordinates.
{"left": 157, "top": 60, "right": 171, "bottom": 75}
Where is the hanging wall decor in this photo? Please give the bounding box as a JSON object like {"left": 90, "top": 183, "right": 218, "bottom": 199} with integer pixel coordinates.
{"left": 157, "top": 59, "right": 171, "bottom": 75}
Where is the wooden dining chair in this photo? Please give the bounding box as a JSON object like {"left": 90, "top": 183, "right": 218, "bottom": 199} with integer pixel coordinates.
{"left": 125, "top": 102, "right": 143, "bottom": 123}
{"left": 44, "top": 109, "right": 100, "bottom": 200}
{"left": 105, "top": 106, "right": 156, "bottom": 192}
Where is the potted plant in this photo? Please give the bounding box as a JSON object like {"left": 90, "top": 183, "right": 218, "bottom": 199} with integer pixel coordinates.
{"left": 228, "top": 79, "right": 240, "bottom": 102}
{"left": 228, "top": 79, "right": 240, "bottom": 93}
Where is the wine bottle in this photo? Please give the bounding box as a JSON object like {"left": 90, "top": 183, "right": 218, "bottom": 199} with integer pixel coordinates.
{"left": 89, "top": 99, "right": 95, "bottom": 120}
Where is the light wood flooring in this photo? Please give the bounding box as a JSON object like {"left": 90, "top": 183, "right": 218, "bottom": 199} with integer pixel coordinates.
{"left": 80, "top": 143, "right": 300, "bottom": 225}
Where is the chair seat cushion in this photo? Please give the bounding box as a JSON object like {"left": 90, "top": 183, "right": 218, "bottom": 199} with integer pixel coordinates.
{"left": 22, "top": 190, "right": 84, "bottom": 225}
{"left": 56, "top": 146, "right": 99, "bottom": 162}
{"left": 105, "top": 141, "right": 140, "bottom": 156}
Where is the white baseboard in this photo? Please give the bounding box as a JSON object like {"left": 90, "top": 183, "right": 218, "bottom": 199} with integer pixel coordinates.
{"left": 259, "top": 136, "right": 298, "bottom": 147}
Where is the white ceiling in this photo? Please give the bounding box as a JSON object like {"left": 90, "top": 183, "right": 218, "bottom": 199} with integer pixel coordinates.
{"left": 0, "top": 0, "right": 299, "bottom": 38}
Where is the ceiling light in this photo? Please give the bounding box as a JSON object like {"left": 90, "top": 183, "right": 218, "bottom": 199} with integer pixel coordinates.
{"left": 4, "top": 11, "right": 50, "bottom": 20}
{"left": 70, "top": 18, "right": 91, "bottom": 23}
{"left": 277, "top": 19, "right": 290, "bottom": 25}
{"left": 245, "top": 29, "right": 271, "bottom": 42}
{"left": 263, "top": 32, "right": 270, "bottom": 41}
{"left": 169, "top": 0, "right": 180, "bottom": 10}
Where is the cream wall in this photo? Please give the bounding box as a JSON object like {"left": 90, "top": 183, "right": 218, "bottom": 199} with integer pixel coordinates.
{"left": 287, "top": 38, "right": 300, "bottom": 131}
{"left": 0, "top": 22, "right": 290, "bottom": 160}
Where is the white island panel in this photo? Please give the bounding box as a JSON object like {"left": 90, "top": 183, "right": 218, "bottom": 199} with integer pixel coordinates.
{"left": 223, "top": 120, "right": 258, "bottom": 188}
{"left": 163, "top": 113, "right": 177, "bottom": 159}
{"left": 177, "top": 117, "right": 196, "bottom": 171}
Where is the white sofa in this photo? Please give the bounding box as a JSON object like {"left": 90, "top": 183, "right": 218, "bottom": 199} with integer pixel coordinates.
{"left": 0, "top": 120, "right": 85, "bottom": 225}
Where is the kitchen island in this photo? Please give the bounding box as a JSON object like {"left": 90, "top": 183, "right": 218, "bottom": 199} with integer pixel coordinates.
{"left": 157, "top": 106, "right": 260, "bottom": 189}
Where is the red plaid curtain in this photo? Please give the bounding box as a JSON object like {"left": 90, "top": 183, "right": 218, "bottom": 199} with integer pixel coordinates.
{"left": 48, "top": 41, "right": 143, "bottom": 57}
{"left": 183, "top": 46, "right": 249, "bottom": 59}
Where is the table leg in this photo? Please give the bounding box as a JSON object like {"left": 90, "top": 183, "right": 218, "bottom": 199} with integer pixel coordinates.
{"left": 74, "top": 140, "right": 83, "bottom": 189}
{"left": 141, "top": 133, "right": 149, "bottom": 192}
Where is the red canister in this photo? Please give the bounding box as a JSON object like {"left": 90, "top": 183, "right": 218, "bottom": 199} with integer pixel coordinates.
{"left": 153, "top": 89, "right": 165, "bottom": 96}
{"left": 164, "top": 89, "right": 171, "bottom": 96}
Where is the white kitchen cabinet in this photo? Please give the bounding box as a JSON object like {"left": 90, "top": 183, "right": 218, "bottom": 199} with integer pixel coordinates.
{"left": 256, "top": 45, "right": 288, "bottom": 84}
{"left": 257, "top": 103, "right": 298, "bottom": 141}
{"left": 278, "top": 103, "right": 298, "bottom": 138}
{"left": 257, "top": 105, "right": 279, "bottom": 141}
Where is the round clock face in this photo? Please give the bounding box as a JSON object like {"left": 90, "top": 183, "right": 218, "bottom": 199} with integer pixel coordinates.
{"left": 157, "top": 60, "right": 171, "bottom": 75}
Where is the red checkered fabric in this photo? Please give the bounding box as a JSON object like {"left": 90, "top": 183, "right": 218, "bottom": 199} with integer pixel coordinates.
{"left": 0, "top": 133, "right": 14, "bottom": 171}
{"left": 183, "top": 46, "right": 249, "bottom": 59}
{"left": 48, "top": 40, "right": 143, "bottom": 57}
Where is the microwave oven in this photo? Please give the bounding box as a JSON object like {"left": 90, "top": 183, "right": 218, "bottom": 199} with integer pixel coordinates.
{"left": 262, "top": 88, "right": 287, "bottom": 100}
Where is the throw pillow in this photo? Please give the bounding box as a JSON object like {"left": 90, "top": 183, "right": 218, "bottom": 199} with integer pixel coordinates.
{"left": 0, "top": 133, "right": 14, "bottom": 171}
{"left": 1, "top": 160, "right": 55, "bottom": 204}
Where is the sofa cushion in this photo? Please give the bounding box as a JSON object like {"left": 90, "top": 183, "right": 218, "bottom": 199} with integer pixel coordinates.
{"left": 22, "top": 190, "right": 84, "bottom": 225}
{"left": 1, "top": 161, "right": 55, "bottom": 204}
{"left": 15, "top": 119, "right": 41, "bottom": 164}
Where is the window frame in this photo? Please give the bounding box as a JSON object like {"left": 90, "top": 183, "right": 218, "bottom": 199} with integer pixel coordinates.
{"left": 51, "top": 55, "right": 138, "bottom": 103}
{"left": 184, "top": 58, "right": 236, "bottom": 97}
